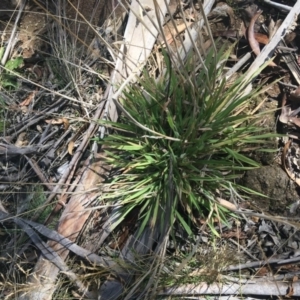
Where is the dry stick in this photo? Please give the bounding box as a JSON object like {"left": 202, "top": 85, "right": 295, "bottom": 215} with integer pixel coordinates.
{"left": 225, "top": 253, "right": 300, "bottom": 272}
{"left": 1, "top": 0, "right": 26, "bottom": 65}
{"left": 264, "top": 0, "right": 292, "bottom": 12}
{"left": 39, "top": 96, "right": 107, "bottom": 224}
{"left": 44, "top": 127, "right": 72, "bottom": 161}
{"left": 24, "top": 156, "right": 53, "bottom": 191}
{"left": 7, "top": 98, "right": 67, "bottom": 138}
{"left": 0, "top": 66, "right": 85, "bottom": 107}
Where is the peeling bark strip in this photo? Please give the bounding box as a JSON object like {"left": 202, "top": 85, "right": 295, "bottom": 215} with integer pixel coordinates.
{"left": 247, "top": 10, "right": 277, "bottom": 67}
{"left": 248, "top": 10, "right": 263, "bottom": 56}
{"left": 0, "top": 211, "right": 119, "bottom": 270}
{"left": 2, "top": 213, "right": 95, "bottom": 298}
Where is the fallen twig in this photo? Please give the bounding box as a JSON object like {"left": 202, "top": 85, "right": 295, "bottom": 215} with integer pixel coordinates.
{"left": 7, "top": 97, "right": 68, "bottom": 139}
{"left": 263, "top": 0, "right": 292, "bottom": 12}
{"left": 24, "top": 156, "right": 53, "bottom": 191}
{"left": 225, "top": 253, "right": 290, "bottom": 272}
{"left": 0, "top": 143, "right": 51, "bottom": 157}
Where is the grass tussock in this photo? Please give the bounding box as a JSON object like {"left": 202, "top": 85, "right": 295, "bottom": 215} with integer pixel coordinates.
{"left": 98, "top": 46, "right": 276, "bottom": 237}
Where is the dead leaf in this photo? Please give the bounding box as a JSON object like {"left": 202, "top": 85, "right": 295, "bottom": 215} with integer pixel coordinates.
{"left": 250, "top": 216, "right": 260, "bottom": 223}
{"left": 279, "top": 106, "right": 291, "bottom": 124}
{"left": 216, "top": 197, "right": 237, "bottom": 212}
{"left": 14, "top": 132, "right": 28, "bottom": 147}
{"left": 254, "top": 33, "right": 269, "bottom": 45}
{"left": 19, "top": 90, "right": 37, "bottom": 106}
{"left": 68, "top": 141, "right": 75, "bottom": 155}
{"left": 221, "top": 229, "right": 247, "bottom": 239}
{"left": 208, "top": 2, "right": 235, "bottom": 26}
{"left": 290, "top": 86, "right": 300, "bottom": 101}
{"left": 256, "top": 266, "right": 269, "bottom": 276}
{"left": 289, "top": 117, "right": 300, "bottom": 127}
{"left": 286, "top": 285, "right": 294, "bottom": 297}
{"left": 36, "top": 125, "right": 43, "bottom": 133}
{"left": 164, "top": 21, "right": 192, "bottom": 45}
{"left": 282, "top": 140, "right": 300, "bottom": 186}
{"left": 45, "top": 118, "right": 69, "bottom": 130}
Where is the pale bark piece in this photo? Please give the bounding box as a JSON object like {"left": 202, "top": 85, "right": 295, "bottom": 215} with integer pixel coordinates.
{"left": 160, "top": 281, "right": 300, "bottom": 297}
{"left": 105, "top": 0, "right": 169, "bottom": 124}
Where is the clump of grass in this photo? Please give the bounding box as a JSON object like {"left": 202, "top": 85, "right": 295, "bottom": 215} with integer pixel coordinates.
{"left": 99, "top": 46, "right": 275, "bottom": 237}
{"left": 161, "top": 241, "right": 238, "bottom": 287}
